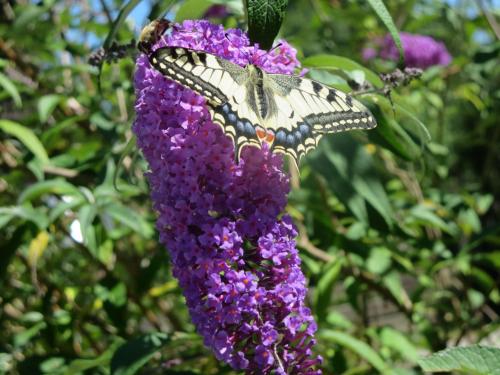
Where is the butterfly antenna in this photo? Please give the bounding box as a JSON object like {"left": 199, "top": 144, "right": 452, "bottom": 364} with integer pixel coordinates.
{"left": 270, "top": 42, "right": 283, "bottom": 53}
{"left": 225, "top": 32, "right": 253, "bottom": 64}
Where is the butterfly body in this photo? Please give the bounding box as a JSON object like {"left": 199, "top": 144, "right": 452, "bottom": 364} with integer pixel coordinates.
{"left": 147, "top": 44, "right": 376, "bottom": 168}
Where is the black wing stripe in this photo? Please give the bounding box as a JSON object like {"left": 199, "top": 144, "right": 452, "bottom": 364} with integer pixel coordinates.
{"left": 306, "top": 111, "right": 376, "bottom": 133}
{"left": 150, "top": 48, "right": 228, "bottom": 104}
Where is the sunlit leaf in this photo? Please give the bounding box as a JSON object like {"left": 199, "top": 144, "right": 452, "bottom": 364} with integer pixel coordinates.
{"left": 380, "top": 327, "right": 419, "bottom": 363}
{"left": 18, "top": 179, "right": 82, "bottom": 204}
{"left": 418, "top": 345, "right": 500, "bottom": 375}
{"left": 314, "top": 257, "right": 343, "bottom": 321}
{"left": 103, "top": 202, "right": 154, "bottom": 239}
{"left": 321, "top": 330, "right": 392, "bottom": 373}
{"left": 27, "top": 231, "right": 50, "bottom": 267}
{"left": 303, "top": 54, "right": 383, "bottom": 87}
{"left": 0, "top": 119, "right": 50, "bottom": 165}
{"left": 38, "top": 94, "right": 62, "bottom": 123}
{"left": 0, "top": 72, "right": 22, "bottom": 107}
{"left": 366, "top": 0, "right": 404, "bottom": 65}
{"left": 14, "top": 321, "right": 47, "bottom": 347}
{"left": 0, "top": 206, "right": 49, "bottom": 230}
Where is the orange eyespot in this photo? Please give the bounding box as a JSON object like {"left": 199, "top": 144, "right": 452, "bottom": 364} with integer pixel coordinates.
{"left": 265, "top": 132, "right": 275, "bottom": 143}
{"left": 256, "top": 127, "right": 267, "bottom": 140}
{"left": 256, "top": 127, "right": 275, "bottom": 146}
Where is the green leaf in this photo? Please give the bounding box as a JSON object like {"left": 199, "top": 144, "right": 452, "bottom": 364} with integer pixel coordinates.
{"left": 38, "top": 94, "right": 62, "bottom": 123}
{"left": 79, "top": 205, "right": 98, "bottom": 253}
{"left": 0, "top": 119, "right": 50, "bottom": 165}
{"left": 0, "top": 72, "right": 22, "bottom": 107}
{"left": 367, "top": 112, "right": 414, "bottom": 161}
{"left": 382, "top": 271, "right": 406, "bottom": 306}
{"left": 98, "top": 0, "right": 142, "bottom": 91}
{"left": 13, "top": 1, "right": 55, "bottom": 30}
{"left": 246, "top": 0, "right": 288, "bottom": 50}
{"left": 14, "top": 321, "right": 47, "bottom": 347}
{"left": 314, "top": 258, "right": 343, "bottom": 321}
{"left": 380, "top": 327, "right": 419, "bottom": 363}
{"left": 40, "top": 116, "right": 83, "bottom": 148}
{"left": 0, "top": 206, "right": 49, "bottom": 230}
{"left": 408, "top": 205, "right": 452, "bottom": 234}
{"left": 104, "top": 202, "right": 154, "bottom": 239}
{"left": 309, "top": 134, "right": 394, "bottom": 228}
{"left": 392, "top": 101, "right": 431, "bottom": 144}
{"left": 368, "top": 94, "right": 423, "bottom": 160}
{"left": 308, "top": 148, "right": 368, "bottom": 225}
{"left": 175, "top": 0, "right": 213, "bottom": 21}
{"left": 108, "top": 283, "right": 127, "bottom": 307}
{"left": 40, "top": 357, "right": 65, "bottom": 373}
{"left": 366, "top": 247, "right": 392, "bottom": 275}
{"left": 110, "top": 332, "right": 170, "bottom": 375}
{"left": 418, "top": 345, "right": 500, "bottom": 375}
{"left": 302, "top": 54, "right": 383, "bottom": 87}
{"left": 64, "top": 339, "right": 125, "bottom": 375}
{"left": 49, "top": 196, "right": 85, "bottom": 223}
{"left": 320, "top": 330, "right": 391, "bottom": 373}
{"left": 90, "top": 112, "right": 115, "bottom": 131}
{"left": 113, "top": 135, "right": 136, "bottom": 191}
{"left": 103, "top": 0, "right": 141, "bottom": 50}
{"left": 18, "top": 179, "right": 82, "bottom": 204}
{"left": 366, "top": 0, "right": 404, "bottom": 66}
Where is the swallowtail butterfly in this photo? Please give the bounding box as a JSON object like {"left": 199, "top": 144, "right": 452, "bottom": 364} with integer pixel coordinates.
{"left": 138, "top": 20, "right": 377, "bottom": 170}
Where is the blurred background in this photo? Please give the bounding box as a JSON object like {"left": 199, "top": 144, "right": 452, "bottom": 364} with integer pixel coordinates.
{"left": 0, "top": 0, "right": 499, "bottom": 374}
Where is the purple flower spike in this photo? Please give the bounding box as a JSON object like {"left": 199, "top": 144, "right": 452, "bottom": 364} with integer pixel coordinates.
{"left": 364, "top": 32, "right": 452, "bottom": 69}
{"left": 133, "top": 20, "right": 322, "bottom": 374}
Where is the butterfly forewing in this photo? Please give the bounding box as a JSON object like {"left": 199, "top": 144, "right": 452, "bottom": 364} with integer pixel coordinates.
{"left": 150, "top": 47, "right": 241, "bottom": 106}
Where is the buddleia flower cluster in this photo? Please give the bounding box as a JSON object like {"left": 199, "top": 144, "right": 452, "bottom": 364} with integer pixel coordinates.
{"left": 363, "top": 32, "right": 451, "bottom": 69}
{"left": 133, "top": 20, "right": 322, "bottom": 374}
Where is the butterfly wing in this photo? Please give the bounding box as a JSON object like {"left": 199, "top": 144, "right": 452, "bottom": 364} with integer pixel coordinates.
{"left": 149, "top": 47, "right": 262, "bottom": 158}
{"left": 264, "top": 73, "right": 377, "bottom": 164}
{"left": 149, "top": 47, "right": 245, "bottom": 107}
{"left": 147, "top": 46, "right": 377, "bottom": 168}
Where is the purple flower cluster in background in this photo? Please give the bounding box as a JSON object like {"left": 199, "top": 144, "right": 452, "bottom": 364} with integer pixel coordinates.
{"left": 203, "top": 4, "right": 229, "bottom": 19}
{"left": 363, "top": 32, "right": 451, "bottom": 69}
{"left": 133, "top": 20, "right": 322, "bottom": 374}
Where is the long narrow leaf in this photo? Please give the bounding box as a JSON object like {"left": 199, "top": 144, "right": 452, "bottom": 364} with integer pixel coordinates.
{"left": 0, "top": 120, "right": 50, "bottom": 165}
{"left": 0, "top": 72, "right": 22, "bottom": 107}
{"left": 366, "top": 0, "right": 404, "bottom": 66}
{"left": 321, "top": 330, "right": 391, "bottom": 373}
{"left": 302, "top": 54, "right": 383, "bottom": 87}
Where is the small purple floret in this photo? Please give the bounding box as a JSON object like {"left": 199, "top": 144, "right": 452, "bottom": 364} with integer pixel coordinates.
{"left": 133, "top": 20, "right": 322, "bottom": 374}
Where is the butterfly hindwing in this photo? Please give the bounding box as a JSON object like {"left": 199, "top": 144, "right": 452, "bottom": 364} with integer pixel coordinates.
{"left": 259, "top": 74, "right": 376, "bottom": 163}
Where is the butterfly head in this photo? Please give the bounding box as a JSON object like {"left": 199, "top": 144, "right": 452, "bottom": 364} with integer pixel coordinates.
{"left": 245, "top": 64, "right": 264, "bottom": 82}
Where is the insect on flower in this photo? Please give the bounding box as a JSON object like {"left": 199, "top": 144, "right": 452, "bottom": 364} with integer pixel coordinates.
{"left": 138, "top": 19, "right": 376, "bottom": 171}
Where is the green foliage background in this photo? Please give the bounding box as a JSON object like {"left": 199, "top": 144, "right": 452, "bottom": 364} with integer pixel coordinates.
{"left": 0, "top": 0, "right": 499, "bottom": 374}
